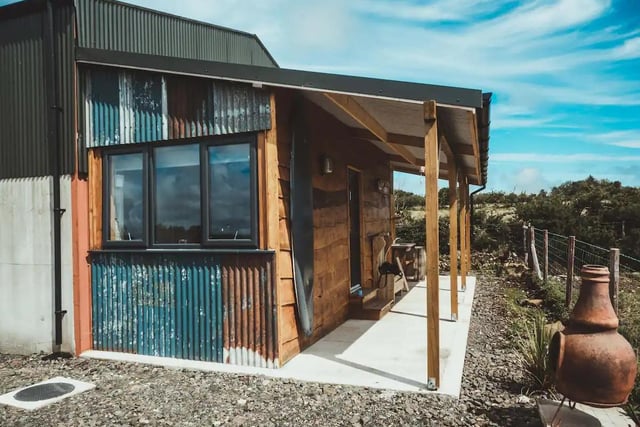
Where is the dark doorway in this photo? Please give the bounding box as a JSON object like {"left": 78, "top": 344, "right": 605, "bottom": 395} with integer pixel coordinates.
{"left": 348, "top": 168, "right": 362, "bottom": 287}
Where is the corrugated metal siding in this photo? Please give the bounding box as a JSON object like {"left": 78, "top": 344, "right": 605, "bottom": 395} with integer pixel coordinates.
{"left": 221, "top": 255, "right": 278, "bottom": 367}
{"left": 74, "top": 0, "right": 277, "bottom": 68}
{"left": 91, "top": 252, "right": 278, "bottom": 367}
{"left": 83, "top": 67, "right": 270, "bottom": 147}
{"left": 0, "top": 6, "right": 76, "bottom": 179}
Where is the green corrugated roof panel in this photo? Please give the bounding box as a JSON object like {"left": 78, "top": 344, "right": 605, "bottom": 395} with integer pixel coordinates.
{"left": 74, "top": 0, "right": 278, "bottom": 68}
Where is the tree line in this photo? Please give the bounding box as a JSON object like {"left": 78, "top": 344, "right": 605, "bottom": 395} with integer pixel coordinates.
{"left": 394, "top": 177, "right": 640, "bottom": 259}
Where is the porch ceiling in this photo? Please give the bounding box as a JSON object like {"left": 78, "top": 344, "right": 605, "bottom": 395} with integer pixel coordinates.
{"left": 303, "top": 91, "right": 485, "bottom": 185}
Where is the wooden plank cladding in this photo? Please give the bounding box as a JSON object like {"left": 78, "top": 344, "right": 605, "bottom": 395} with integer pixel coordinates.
{"left": 272, "top": 89, "right": 393, "bottom": 362}
{"left": 90, "top": 251, "right": 278, "bottom": 367}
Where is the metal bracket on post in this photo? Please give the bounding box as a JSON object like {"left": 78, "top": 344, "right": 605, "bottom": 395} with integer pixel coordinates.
{"left": 427, "top": 377, "right": 437, "bottom": 391}
{"left": 451, "top": 313, "right": 457, "bottom": 322}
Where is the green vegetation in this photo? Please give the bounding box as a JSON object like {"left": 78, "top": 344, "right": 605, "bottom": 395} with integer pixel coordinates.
{"left": 515, "top": 310, "right": 554, "bottom": 390}
{"left": 394, "top": 176, "right": 640, "bottom": 258}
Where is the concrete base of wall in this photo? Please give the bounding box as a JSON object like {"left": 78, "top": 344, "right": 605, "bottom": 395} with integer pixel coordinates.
{"left": 0, "top": 176, "right": 74, "bottom": 355}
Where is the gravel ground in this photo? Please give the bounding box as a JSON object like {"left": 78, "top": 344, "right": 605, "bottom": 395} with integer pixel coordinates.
{"left": 0, "top": 275, "right": 540, "bottom": 426}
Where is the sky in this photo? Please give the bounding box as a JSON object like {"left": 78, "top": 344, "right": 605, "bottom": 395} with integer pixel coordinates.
{"left": 2, "top": 0, "right": 639, "bottom": 194}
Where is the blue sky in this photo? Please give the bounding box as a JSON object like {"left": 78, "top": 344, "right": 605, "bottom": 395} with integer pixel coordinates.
{"left": 3, "top": 0, "right": 639, "bottom": 194}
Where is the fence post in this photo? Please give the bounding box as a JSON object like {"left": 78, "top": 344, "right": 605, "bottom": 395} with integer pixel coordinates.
{"left": 543, "top": 230, "right": 549, "bottom": 283}
{"left": 530, "top": 227, "right": 542, "bottom": 280}
{"left": 609, "top": 248, "right": 620, "bottom": 315}
{"left": 523, "top": 223, "right": 529, "bottom": 265}
{"left": 566, "top": 236, "right": 576, "bottom": 307}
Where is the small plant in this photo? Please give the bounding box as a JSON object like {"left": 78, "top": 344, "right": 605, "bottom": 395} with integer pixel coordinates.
{"left": 516, "top": 309, "right": 554, "bottom": 390}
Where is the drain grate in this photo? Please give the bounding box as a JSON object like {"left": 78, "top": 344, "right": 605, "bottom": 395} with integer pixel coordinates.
{"left": 14, "top": 382, "right": 76, "bottom": 402}
{"left": 0, "top": 377, "right": 94, "bottom": 411}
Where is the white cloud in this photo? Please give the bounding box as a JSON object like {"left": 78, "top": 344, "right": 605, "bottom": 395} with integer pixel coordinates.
{"left": 512, "top": 168, "right": 550, "bottom": 194}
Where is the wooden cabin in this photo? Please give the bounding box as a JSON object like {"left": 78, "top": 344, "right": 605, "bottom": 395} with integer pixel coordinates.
{"left": 0, "top": 0, "right": 490, "bottom": 390}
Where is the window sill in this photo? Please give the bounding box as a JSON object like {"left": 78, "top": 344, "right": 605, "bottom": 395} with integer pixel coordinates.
{"left": 89, "top": 248, "right": 275, "bottom": 255}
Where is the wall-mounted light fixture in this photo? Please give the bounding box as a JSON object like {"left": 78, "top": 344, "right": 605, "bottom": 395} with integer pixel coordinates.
{"left": 321, "top": 155, "right": 334, "bottom": 175}
{"left": 376, "top": 179, "right": 391, "bottom": 195}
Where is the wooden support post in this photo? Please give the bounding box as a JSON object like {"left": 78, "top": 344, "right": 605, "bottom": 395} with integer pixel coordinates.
{"left": 424, "top": 100, "right": 440, "bottom": 390}
{"left": 610, "top": 248, "right": 620, "bottom": 315}
{"left": 465, "top": 186, "right": 471, "bottom": 275}
{"left": 566, "top": 236, "right": 576, "bottom": 307}
{"left": 543, "top": 230, "right": 549, "bottom": 283}
{"left": 530, "top": 227, "right": 542, "bottom": 280}
{"left": 448, "top": 157, "right": 458, "bottom": 321}
{"left": 459, "top": 173, "right": 467, "bottom": 291}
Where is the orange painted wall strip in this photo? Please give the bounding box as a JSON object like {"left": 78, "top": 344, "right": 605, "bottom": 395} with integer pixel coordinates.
{"left": 72, "top": 175, "right": 92, "bottom": 354}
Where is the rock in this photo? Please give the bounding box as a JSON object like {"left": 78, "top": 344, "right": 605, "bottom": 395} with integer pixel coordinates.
{"left": 520, "top": 298, "right": 543, "bottom": 307}
{"left": 545, "top": 320, "right": 564, "bottom": 335}
{"left": 517, "top": 395, "right": 531, "bottom": 404}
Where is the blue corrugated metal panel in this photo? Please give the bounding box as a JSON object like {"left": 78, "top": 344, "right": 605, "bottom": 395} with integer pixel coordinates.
{"left": 90, "top": 252, "right": 278, "bottom": 367}
{"left": 91, "top": 253, "right": 223, "bottom": 361}
{"left": 84, "top": 67, "right": 270, "bottom": 147}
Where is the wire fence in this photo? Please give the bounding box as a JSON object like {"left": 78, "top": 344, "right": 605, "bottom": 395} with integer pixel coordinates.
{"left": 524, "top": 224, "right": 640, "bottom": 310}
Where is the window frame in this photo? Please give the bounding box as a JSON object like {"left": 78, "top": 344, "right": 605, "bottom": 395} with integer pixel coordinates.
{"left": 102, "top": 147, "right": 149, "bottom": 248}
{"left": 201, "top": 136, "right": 259, "bottom": 248}
{"left": 101, "top": 134, "right": 259, "bottom": 250}
{"left": 150, "top": 142, "right": 203, "bottom": 249}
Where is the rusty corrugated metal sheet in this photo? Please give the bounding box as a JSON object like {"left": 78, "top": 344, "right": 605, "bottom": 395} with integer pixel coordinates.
{"left": 0, "top": 3, "right": 76, "bottom": 179}
{"left": 74, "top": 0, "right": 278, "bottom": 68}
{"left": 90, "top": 252, "right": 278, "bottom": 367}
{"left": 84, "top": 67, "right": 270, "bottom": 147}
{"left": 221, "top": 254, "right": 278, "bottom": 368}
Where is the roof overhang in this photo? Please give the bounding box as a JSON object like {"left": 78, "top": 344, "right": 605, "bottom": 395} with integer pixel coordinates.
{"left": 76, "top": 47, "right": 491, "bottom": 185}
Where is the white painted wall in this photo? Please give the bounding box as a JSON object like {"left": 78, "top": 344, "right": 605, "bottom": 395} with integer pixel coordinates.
{"left": 0, "top": 176, "right": 74, "bottom": 354}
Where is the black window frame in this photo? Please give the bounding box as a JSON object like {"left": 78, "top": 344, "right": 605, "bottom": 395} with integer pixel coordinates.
{"left": 102, "top": 147, "right": 149, "bottom": 248}
{"left": 101, "top": 134, "right": 259, "bottom": 250}
{"left": 201, "top": 137, "right": 259, "bottom": 248}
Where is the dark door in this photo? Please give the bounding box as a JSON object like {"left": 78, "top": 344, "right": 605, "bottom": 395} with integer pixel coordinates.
{"left": 348, "top": 169, "right": 361, "bottom": 287}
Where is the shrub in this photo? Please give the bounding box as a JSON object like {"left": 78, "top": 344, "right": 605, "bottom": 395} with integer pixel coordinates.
{"left": 516, "top": 309, "right": 554, "bottom": 390}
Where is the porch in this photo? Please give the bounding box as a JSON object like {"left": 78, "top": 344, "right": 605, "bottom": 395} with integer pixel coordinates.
{"left": 82, "top": 275, "right": 475, "bottom": 397}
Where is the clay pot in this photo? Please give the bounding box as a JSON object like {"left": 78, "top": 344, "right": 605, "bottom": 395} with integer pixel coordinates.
{"left": 549, "top": 265, "right": 637, "bottom": 407}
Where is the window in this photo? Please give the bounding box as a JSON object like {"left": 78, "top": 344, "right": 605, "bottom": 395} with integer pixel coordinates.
{"left": 103, "top": 136, "right": 258, "bottom": 249}
{"left": 154, "top": 145, "right": 201, "bottom": 244}
{"left": 104, "top": 151, "right": 147, "bottom": 245}
{"left": 206, "top": 143, "right": 254, "bottom": 241}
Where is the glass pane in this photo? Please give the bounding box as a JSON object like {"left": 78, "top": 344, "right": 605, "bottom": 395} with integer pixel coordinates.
{"left": 208, "top": 144, "right": 252, "bottom": 240}
{"left": 154, "top": 145, "right": 201, "bottom": 243}
{"left": 107, "top": 153, "right": 144, "bottom": 241}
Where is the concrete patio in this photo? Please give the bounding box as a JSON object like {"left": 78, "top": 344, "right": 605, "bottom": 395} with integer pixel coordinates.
{"left": 277, "top": 276, "right": 475, "bottom": 396}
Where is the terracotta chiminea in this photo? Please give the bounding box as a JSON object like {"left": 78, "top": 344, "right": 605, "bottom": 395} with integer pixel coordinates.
{"left": 549, "top": 265, "right": 637, "bottom": 407}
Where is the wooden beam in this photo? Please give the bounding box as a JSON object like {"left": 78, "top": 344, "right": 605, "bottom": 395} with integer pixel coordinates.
{"left": 265, "top": 93, "right": 280, "bottom": 251}
{"left": 324, "top": 93, "right": 419, "bottom": 166}
{"left": 351, "top": 126, "right": 475, "bottom": 155}
{"left": 467, "top": 110, "right": 481, "bottom": 181}
{"left": 448, "top": 157, "right": 458, "bottom": 321}
{"left": 465, "top": 182, "right": 471, "bottom": 278}
{"left": 424, "top": 99, "right": 440, "bottom": 390}
{"left": 459, "top": 172, "right": 468, "bottom": 290}
{"left": 440, "top": 134, "right": 454, "bottom": 161}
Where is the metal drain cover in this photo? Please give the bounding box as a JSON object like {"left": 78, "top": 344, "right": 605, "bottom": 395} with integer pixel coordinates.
{"left": 0, "top": 377, "right": 95, "bottom": 411}
{"left": 14, "top": 382, "right": 75, "bottom": 402}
